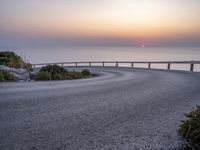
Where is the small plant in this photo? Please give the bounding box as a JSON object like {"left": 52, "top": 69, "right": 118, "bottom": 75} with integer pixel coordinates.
{"left": 178, "top": 106, "right": 200, "bottom": 149}
{"left": 23, "top": 63, "right": 33, "bottom": 71}
{"left": 0, "top": 70, "right": 16, "bottom": 82}
{"left": 81, "top": 69, "right": 91, "bottom": 77}
{"left": 0, "top": 72, "right": 5, "bottom": 82}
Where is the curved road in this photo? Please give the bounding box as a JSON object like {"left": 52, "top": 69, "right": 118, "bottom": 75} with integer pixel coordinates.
{"left": 0, "top": 67, "right": 200, "bottom": 150}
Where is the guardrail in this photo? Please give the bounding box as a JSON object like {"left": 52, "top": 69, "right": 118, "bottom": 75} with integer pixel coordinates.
{"left": 32, "top": 61, "right": 200, "bottom": 72}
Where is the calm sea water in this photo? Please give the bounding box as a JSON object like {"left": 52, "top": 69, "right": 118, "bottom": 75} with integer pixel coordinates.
{"left": 1, "top": 47, "right": 200, "bottom": 71}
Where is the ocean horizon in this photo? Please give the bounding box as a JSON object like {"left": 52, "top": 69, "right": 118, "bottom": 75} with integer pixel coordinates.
{"left": 1, "top": 46, "right": 200, "bottom": 71}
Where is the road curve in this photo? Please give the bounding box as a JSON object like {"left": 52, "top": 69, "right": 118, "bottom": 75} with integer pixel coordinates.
{"left": 0, "top": 67, "right": 200, "bottom": 150}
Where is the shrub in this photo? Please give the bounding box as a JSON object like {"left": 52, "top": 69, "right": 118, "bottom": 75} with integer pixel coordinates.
{"left": 7, "top": 58, "right": 24, "bottom": 68}
{"left": 0, "top": 70, "right": 16, "bottom": 82}
{"left": 40, "top": 65, "right": 66, "bottom": 75}
{"left": 66, "top": 71, "right": 84, "bottom": 80}
{"left": 0, "top": 51, "right": 21, "bottom": 66}
{"left": 81, "top": 69, "right": 91, "bottom": 76}
{"left": 36, "top": 71, "right": 51, "bottom": 81}
{"left": 0, "top": 72, "right": 5, "bottom": 82}
{"left": 0, "top": 51, "right": 32, "bottom": 71}
{"left": 36, "top": 65, "right": 92, "bottom": 81}
{"left": 52, "top": 73, "right": 64, "bottom": 80}
{"left": 23, "top": 63, "right": 33, "bottom": 71}
{"left": 38, "top": 65, "right": 67, "bottom": 80}
{"left": 178, "top": 106, "right": 200, "bottom": 149}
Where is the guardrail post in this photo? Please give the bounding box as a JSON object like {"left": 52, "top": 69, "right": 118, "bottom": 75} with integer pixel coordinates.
{"left": 190, "top": 61, "right": 194, "bottom": 72}
{"left": 89, "top": 62, "right": 91, "bottom": 67}
{"left": 116, "top": 62, "right": 118, "bottom": 67}
{"left": 131, "top": 62, "right": 134, "bottom": 68}
{"left": 102, "top": 62, "right": 104, "bottom": 67}
{"left": 148, "top": 62, "right": 151, "bottom": 69}
{"left": 167, "top": 62, "right": 170, "bottom": 70}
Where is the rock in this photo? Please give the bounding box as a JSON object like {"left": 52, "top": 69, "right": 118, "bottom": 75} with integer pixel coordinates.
{"left": 29, "top": 71, "right": 37, "bottom": 80}
{"left": 0, "top": 65, "right": 30, "bottom": 81}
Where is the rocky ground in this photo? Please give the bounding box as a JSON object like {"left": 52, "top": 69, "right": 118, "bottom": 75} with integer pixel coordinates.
{"left": 0, "top": 65, "right": 30, "bottom": 81}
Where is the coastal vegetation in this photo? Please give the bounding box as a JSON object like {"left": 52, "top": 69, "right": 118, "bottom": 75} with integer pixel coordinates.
{"left": 0, "top": 70, "right": 16, "bottom": 82}
{"left": 81, "top": 69, "right": 91, "bottom": 76}
{"left": 0, "top": 51, "right": 32, "bottom": 71}
{"left": 178, "top": 106, "right": 200, "bottom": 149}
{"left": 36, "top": 64, "right": 91, "bottom": 81}
{"left": 0, "top": 51, "right": 92, "bottom": 82}
{"left": 0, "top": 51, "right": 32, "bottom": 82}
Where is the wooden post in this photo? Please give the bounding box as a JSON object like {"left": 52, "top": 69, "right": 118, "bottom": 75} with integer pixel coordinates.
{"left": 131, "top": 62, "right": 134, "bottom": 68}
{"left": 116, "top": 62, "right": 118, "bottom": 67}
{"left": 148, "top": 62, "right": 151, "bottom": 69}
{"left": 102, "top": 62, "right": 104, "bottom": 67}
{"left": 167, "top": 62, "right": 170, "bottom": 70}
{"left": 190, "top": 61, "right": 194, "bottom": 72}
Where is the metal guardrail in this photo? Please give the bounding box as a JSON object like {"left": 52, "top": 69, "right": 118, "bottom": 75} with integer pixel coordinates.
{"left": 32, "top": 61, "right": 200, "bottom": 72}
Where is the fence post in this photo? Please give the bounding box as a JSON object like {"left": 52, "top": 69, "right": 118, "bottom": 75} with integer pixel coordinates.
{"left": 116, "top": 62, "right": 118, "bottom": 67}
{"left": 167, "top": 62, "right": 170, "bottom": 70}
{"left": 148, "top": 62, "right": 151, "bottom": 69}
{"left": 131, "top": 62, "right": 134, "bottom": 68}
{"left": 190, "top": 61, "right": 194, "bottom": 72}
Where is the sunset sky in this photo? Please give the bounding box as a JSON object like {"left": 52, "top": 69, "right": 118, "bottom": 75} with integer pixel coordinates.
{"left": 1, "top": 0, "right": 200, "bottom": 47}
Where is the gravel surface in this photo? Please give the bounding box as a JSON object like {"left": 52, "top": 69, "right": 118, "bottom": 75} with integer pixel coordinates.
{"left": 0, "top": 67, "right": 200, "bottom": 150}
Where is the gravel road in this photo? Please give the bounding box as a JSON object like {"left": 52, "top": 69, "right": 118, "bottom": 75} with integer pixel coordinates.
{"left": 0, "top": 67, "right": 200, "bottom": 150}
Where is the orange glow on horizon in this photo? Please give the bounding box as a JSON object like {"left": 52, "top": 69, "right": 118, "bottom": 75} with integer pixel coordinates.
{"left": 1, "top": 0, "right": 200, "bottom": 42}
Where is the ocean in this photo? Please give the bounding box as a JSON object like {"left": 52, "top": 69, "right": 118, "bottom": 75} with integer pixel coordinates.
{"left": 1, "top": 47, "right": 200, "bottom": 72}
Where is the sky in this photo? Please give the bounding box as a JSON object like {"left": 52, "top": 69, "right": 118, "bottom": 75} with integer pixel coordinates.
{"left": 0, "top": 0, "right": 200, "bottom": 48}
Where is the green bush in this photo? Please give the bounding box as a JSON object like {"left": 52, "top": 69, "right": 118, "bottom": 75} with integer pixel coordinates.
{"left": 37, "top": 65, "right": 67, "bottom": 80}
{"left": 81, "top": 69, "right": 91, "bottom": 76}
{"left": 40, "top": 65, "right": 66, "bottom": 75}
{"left": 23, "top": 63, "right": 33, "bottom": 71}
{"left": 0, "top": 51, "right": 21, "bottom": 66}
{"left": 7, "top": 57, "right": 24, "bottom": 68}
{"left": 0, "top": 72, "right": 5, "bottom": 82}
{"left": 0, "top": 51, "right": 32, "bottom": 71}
{"left": 36, "top": 71, "right": 51, "bottom": 81}
{"left": 52, "top": 73, "right": 64, "bottom": 80}
{"left": 178, "top": 106, "right": 200, "bottom": 149}
{"left": 36, "top": 65, "right": 92, "bottom": 81}
{"left": 0, "top": 70, "right": 16, "bottom": 82}
{"left": 66, "top": 71, "right": 84, "bottom": 80}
